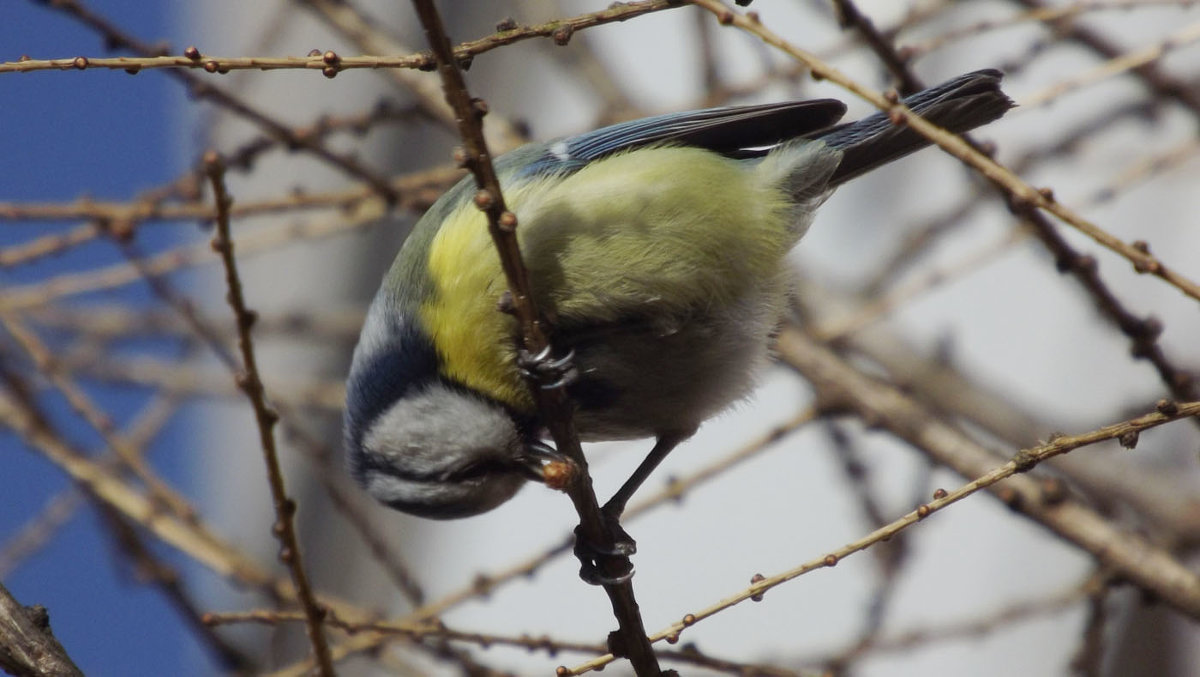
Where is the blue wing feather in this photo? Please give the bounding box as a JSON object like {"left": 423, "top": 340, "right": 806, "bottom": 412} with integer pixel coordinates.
{"left": 517, "top": 99, "right": 847, "bottom": 179}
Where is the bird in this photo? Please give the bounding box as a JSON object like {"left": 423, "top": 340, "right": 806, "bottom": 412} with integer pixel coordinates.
{"left": 344, "top": 69, "right": 1012, "bottom": 569}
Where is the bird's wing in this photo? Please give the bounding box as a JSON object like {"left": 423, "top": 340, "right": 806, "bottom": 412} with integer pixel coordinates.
{"left": 516, "top": 99, "right": 847, "bottom": 179}
{"left": 515, "top": 145, "right": 803, "bottom": 327}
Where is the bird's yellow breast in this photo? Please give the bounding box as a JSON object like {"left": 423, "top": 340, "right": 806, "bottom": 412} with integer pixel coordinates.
{"left": 420, "top": 196, "right": 530, "bottom": 411}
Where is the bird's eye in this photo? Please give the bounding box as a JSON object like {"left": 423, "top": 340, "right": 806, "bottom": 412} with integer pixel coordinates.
{"left": 451, "top": 457, "right": 510, "bottom": 481}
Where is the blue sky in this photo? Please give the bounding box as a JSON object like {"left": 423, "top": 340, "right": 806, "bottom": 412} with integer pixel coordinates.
{"left": 3, "top": 3, "right": 208, "bottom": 674}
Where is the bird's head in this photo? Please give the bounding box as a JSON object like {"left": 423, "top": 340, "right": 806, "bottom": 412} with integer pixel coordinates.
{"left": 343, "top": 298, "right": 545, "bottom": 518}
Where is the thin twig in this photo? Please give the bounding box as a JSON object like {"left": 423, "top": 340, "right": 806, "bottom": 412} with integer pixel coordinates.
{"left": 276, "top": 410, "right": 428, "bottom": 606}
{"left": 565, "top": 332, "right": 1200, "bottom": 672}
{"left": 776, "top": 327, "right": 1200, "bottom": 619}
{"left": 0, "top": 356, "right": 285, "bottom": 594}
{"left": 794, "top": 271, "right": 1200, "bottom": 547}
{"left": 904, "top": 1, "right": 1198, "bottom": 59}
{"left": 1016, "top": 0, "right": 1200, "bottom": 115}
{"left": 1022, "top": 20, "right": 1200, "bottom": 109}
{"left": 275, "top": 405, "right": 818, "bottom": 674}
{"left": 0, "top": 313, "right": 200, "bottom": 521}
{"left": 203, "top": 151, "right": 335, "bottom": 676}
{"left": 116, "top": 197, "right": 431, "bottom": 620}
{"left": 53, "top": 353, "right": 345, "bottom": 411}
{"left": 3, "top": 0, "right": 683, "bottom": 78}
{"left": 830, "top": 0, "right": 922, "bottom": 94}
{"left": 211, "top": 606, "right": 806, "bottom": 676}
{"left": 1070, "top": 573, "right": 1114, "bottom": 676}
{"left": 0, "top": 194, "right": 395, "bottom": 312}
{"left": 825, "top": 572, "right": 1101, "bottom": 662}
{"left": 0, "top": 390, "right": 181, "bottom": 578}
{"left": 93, "top": 502, "right": 256, "bottom": 671}
{"left": 28, "top": 0, "right": 399, "bottom": 203}
{"left": 690, "top": 0, "right": 1200, "bottom": 306}
{"left": 795, "top": 0, "right": 1200, "bottom": 412}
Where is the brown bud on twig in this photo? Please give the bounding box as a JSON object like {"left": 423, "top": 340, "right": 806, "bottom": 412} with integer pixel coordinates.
{"left": 473, "top": 189, "right": 496, "bottom": 211}
{"left": 541, "top": 460, "right": 575, "bottom": 491}
{"left": 498, "top": 211, "right": 518, "bottom": 233}
{"left": 750, "top": 573, "right": 766, "bottom": 601}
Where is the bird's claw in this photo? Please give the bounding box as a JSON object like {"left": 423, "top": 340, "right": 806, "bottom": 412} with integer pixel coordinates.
{"left": 517, "top": 345, "right": 579, "bottom": 390}
{"left": 573, "top": 506, "right": 637, "bottom": 586}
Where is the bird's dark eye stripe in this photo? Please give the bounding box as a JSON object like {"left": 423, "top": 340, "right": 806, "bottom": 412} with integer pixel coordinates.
{"left": 450, "top": 457, "right": 514, "bottom": 481}
{"left": 355, "top": 452, "right": 511, "bottom": 485}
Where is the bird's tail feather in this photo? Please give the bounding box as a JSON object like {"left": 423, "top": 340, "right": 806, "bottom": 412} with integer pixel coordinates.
{"left": 815, "top": 69, "right": 1014, "bottom": 186}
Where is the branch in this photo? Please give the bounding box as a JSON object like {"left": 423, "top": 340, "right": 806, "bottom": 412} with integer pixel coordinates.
{"left": 1022, "top": 20, "right": 1200, "bottom": 109}
{"left": 1016, "top": 0, "right": 1200, "bottom": 115}
{"left": 277, "top": 405, "right": 819, "bottom": 674}
{"left": 816, "top": 0, "right": 1199, "bottom": 409}
{"left": 2, "top": 0, "right": 682, "bottom": 77}
{"left": 689, "top": 0, "right": 1200, "bottom": 307}
{"left": 566, "top": 329, "right": 1200, "bottom": 673}
{"left": 24, "top": 0, "right": 399, "bottom": 202}
{"left": 204, "top": 152, "right": 335, "bottom": 675}
{"left": 0, "top": 313, "right": 199, "bottom": 520}
{"left": 776, "top": 327, "right": 1200, "bottom": 619}
{"left": 408, "top": 2, "right": 664, "bottom": 674}
{"left": 0, "top": 582, "right": 83, "bottom": 677}
{"left": 830, "top": 0, "right": 921, "bottom": 93}
{"left": 210, "top": 607, "right": 803, "bottom": 676}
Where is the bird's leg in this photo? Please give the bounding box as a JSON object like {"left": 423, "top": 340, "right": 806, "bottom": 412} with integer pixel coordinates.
{"left": 574, "top": 432, "right": 690, "bottom": 585}
{"left": 602, "top": 432, "right": 689, "bottom": 519}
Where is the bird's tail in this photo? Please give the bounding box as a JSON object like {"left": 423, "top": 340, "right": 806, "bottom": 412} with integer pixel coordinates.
{"left": 815, "top": 69, "right": 1014, "bottom": 187}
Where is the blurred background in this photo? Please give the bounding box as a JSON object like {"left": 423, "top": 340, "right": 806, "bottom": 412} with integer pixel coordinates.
{"left": 3, "top": 0, "right": 1200, "bottom": 675}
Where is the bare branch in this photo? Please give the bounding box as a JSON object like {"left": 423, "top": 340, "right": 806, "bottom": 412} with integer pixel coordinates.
{"left": 204, "top": 151, "right": 335, "bottom": 675}
{"left": 0, "top": 582, "right": 83, "bottom": 677}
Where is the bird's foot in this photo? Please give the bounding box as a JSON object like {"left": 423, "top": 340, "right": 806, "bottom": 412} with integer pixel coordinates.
{"left": 515, "top": 440, "right": 573, "bottom": 483}
{"left": 574, "top": 505, "right": 637, "bottom": 586}
{"left": 517, "top": 345, "right": 579, "bottom": 390}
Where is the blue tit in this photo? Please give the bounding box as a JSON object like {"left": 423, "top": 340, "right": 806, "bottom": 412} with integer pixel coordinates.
{"left": 345, "top": 69, "right": 1012, "bottom": 520}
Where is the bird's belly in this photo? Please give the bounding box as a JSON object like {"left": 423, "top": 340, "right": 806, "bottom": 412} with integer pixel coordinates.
{"left": 564, "top": 288, "right": 783, "bottom": 440}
